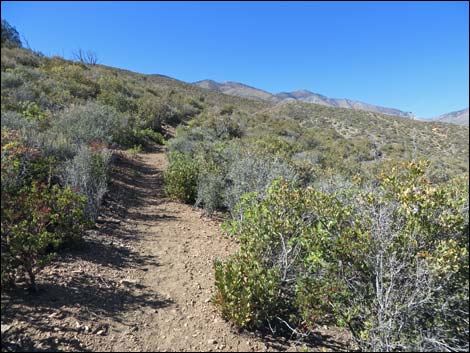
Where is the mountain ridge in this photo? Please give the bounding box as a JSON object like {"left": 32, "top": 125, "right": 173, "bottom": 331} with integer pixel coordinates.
{"left": 193, "top": 79, "right": 415, "bottom": 119}
{"left": 433, "top": 108, "right": 469, "bottom": 126}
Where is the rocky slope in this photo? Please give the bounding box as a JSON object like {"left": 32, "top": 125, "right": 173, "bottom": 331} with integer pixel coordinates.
{"left": 433, "top": 107, "right": 469, "bottom": 125}
{"left": 194, "top": 79, "right": 414, "bottom": 118}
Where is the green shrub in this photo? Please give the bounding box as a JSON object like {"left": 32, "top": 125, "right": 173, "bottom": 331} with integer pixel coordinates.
{"left": 164, "top": 152, "right": 199, "bottom": 203}
{"left": 214, "top": 161, "right": 469, "bottom": 351}
{"left": 133, "top": 127, "right": 165, "bottom": 145}
{"left": 1, "top": 182, "right": 87, "bottom": 290}
{"left": 214, "top": 254, "right": 282, "bottom": 330}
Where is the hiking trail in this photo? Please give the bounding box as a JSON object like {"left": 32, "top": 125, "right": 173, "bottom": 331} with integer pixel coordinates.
{"left": 1, "top": 147, "right": 352, "bottom": 352}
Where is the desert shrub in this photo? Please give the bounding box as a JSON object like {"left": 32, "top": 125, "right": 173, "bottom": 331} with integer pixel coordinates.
{"left": 214, "top": 252, "right": 282, "bottom": 330}
{"left": 18, "top": 101, "right": 50, "bottom": 128}
{"left": 214, "top": 161, "right": 469, "bottom": 351}
{"left": 52, "top": 101, "right": 125, "bottom": 146}
{"left": 98, "top": 90, "right": 137, "bottom": 113}
{"left": 44, "top": 64, "right": 100, "bottom": 100}
{"left": 62, "top": 145, "right": 111, "bottom": 221}
{"left": 1, "top": 131, "right": 88, "bottom": 290}
{"left": 166, "top": 126, "right": 211, "bottom": 156}
{"left": 1, "top": 129, "right": 57, "bottom": 192}
{"left": 224, "top": 149, "right": 298, "bottom": 217}
{"left": 132, "top": 127, "right": 165, "bottom": 145}
{"left": 215, "top": 181, "right": 338, "bottom": 332}
{"left": 252, "top": 135, "right": 299, "bottom": 159}
{"left": 1, "top": 48, "right": 17, "bottom": 70}
{"left": 1, "top": 70, "right": 23, "bottom": 89}
{"left": 136, "top": 94, "right": 165, "bottom": 130}
{"left": 1, "top": 110, "right": 38, "bottom": 133}
{"left": 113, "top": 127, "right": 164, "bottom": 148}
{"left": 14, "top": 48, "right": 42, "bottom": 68}
{"left": 24, "top": 130, "right": 77, "bottom": 161}
{"left": 334, "top": 161, "right": 469, "bottom": 352}
{"left": 1, "top": 182, "right": 87, "bottom": 290}
{"left": 196, "top": 172, "right": 225, "bottom": 215}
{"left": 164, "top": 152, "right": 199, "bottom": 203}
{"left": 127, "top": 144, "right": 142, "bottom": 157}
{"left": 193, "top": 112, "right": 245, "bottom": 140}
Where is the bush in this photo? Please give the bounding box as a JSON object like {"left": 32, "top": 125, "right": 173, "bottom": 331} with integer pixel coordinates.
{"left": 214, "top": 253, "right": 282, "bottom": 330}
{"left": 216, "top": 180, "right": 341, "bottom": 332}
{"left": 62, "top": 145, "right": 111, "bottom": 221}
{"left": 1, "top": 182, "right": 87, "bottom": 290}
{"left": 196, "top": 171, "right": 225, "bottom": 215}
{"left": 1, "top": 71, "right": 24, "bottom": 89}
{"left": 224, "top": 149, "right": 298, "bottom": 217}
{"left": 132, "top": 127, "right": 165, "bottom": 145}
{"left": 52, "top": 101, "right": 125, "bottom": 146}
{"left": 214, "top": 161, "right": 469, "bottom": 351}
{"left": 1, "top": 129, "right": 57, "bottom": 192}
{"left": 1, "top": 110, "right": 38, "bottom": 133}
{"left": 334, "top": 161, "right": 469, "bottom": 352}
{"left": 164, "top": 152, "right": 199, "bottom": 203}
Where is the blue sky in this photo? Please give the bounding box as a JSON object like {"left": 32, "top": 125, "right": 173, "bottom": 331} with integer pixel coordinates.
{"left": 2, "top": 1, "right": 468, "bottom": 118}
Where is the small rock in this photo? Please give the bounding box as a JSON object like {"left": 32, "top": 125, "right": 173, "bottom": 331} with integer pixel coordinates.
{"left": 204, "top": 298, "right": 211, "bottom": 303}
{"left": 218, "top": 344, "right": 226, "bottom": 350}
{"left": 208, "top": 339, "right": 217, "bottom": 345}
{"left": 96, "top": 329, "right": 106, "bottom": 336}
{"left": 0, "top": 324, "right": 12, "bottom": 334}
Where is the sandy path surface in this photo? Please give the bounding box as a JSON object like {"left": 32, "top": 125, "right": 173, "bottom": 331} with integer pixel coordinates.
{"left": 1, "top": 148, "right": 352, "bottom": 352}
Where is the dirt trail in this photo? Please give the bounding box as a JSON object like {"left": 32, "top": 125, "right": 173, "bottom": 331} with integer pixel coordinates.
{"left": 1, "top": 147, "right": 352, "bottom": 352}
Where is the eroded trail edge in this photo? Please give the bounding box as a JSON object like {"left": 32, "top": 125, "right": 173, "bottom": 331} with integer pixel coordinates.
{"left": 1, "top": 148, "right": 351, "bottom": 352}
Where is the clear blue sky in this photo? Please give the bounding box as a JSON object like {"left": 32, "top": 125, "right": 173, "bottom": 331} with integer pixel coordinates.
{"left": 2, "top": 1, "right": 468, "bottom": 118}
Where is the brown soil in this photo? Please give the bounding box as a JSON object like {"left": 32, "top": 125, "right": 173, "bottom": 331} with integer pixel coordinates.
{"left": 1, "top": 147, "right": 354, "bottom": 352}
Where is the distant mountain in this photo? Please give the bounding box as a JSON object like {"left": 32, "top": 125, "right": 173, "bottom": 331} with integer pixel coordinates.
{"left": 194, "top": 79, "right": 414, "bottom": 119}
{"left": 274, "top": 90, "right": 414, "bottom": 118}
{"left": 433, "top": 108, "right": 469, "bottom": 126}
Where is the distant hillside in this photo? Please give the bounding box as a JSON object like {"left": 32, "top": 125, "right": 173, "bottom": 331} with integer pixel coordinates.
{"left": 433, "top": 108, "right": 469, "bottom": 126}
{"left": 193, "top": 79, "right": 275, "bottom": 102}
{"left": 194, "top": 79, "right": 414, "bottom": 119}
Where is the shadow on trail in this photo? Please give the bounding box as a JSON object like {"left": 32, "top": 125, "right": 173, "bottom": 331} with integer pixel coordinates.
{"left": 1, "top": 148, "right": 173, "bottom": 352}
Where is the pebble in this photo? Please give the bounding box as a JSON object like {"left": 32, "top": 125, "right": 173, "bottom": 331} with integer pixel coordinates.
{"left": 1, "top": 324, "right": 12, "bottom": 334}
{"left": 208, "top": 339, "right": 217, "bottom": 344}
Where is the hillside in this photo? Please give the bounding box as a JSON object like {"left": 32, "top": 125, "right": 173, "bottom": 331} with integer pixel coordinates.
{"left": 434, "top": 107, "right": 469, "bottom": 125}
{"left": 2, "top": 25, "right": 469, "bottom": 353}
{"left": 194, "top": 79, "right": 414, "bottom": 118}
{"left": 193, "top": 79, "right": 276, "bottom": 102}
